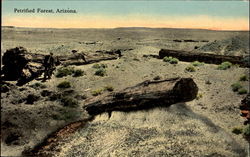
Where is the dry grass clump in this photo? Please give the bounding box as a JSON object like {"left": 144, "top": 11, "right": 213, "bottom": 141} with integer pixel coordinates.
{"left": 244, "top": 125, "right": 250, "bottom": 136}
{"left": 56, "top": 67, "right": 75, "bottom": 78}
{"left": 231, "top": 82, "right": 242, "bottom": 92}
{"left": 217, "top": 61, "right": 232, "bottom": 70}
{"left": 163, "top": 56, "right": 179, "bottom": 64}
{"left": 231, "top": 82, "right": 248, "bottom": 95}
{"left": 60, "top": 96, "right": 79, "bottom": 108}
{"left": 92, "top": 85, "right": 115, "bottom": 96}
{"left": 56, "top": 67, "right": 85, "bottom": 78}
{"left": 91, "top": 89, "right": 103, "bottom": 96}
{"left": 57, "top": 81, "right": 71, "bottom": 89}
{"left": 238, "top": 88, "right": 248, "bottom": 95}
{"left": 92, "top": 63, "right": 108, "bottom": 77}
{"left": 72, "top": 69, "right": 85, "bottom": 77}
{"left": 95, "top": 68, "right": 107, "bottom": 77}
{"left": 92, "top": 63, "right": 107, "bottom": 69}
{"left": 185, "top": 65, "right": 196, "bottom": 72}
{"left": 239, "top": 74, "right": 248, "bottom": 81}
{"left": 192, "top": 61, "right": 204, "bottom": 66}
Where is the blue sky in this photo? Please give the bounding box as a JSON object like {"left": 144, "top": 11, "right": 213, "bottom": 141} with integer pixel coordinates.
{"left": 3, "top": 1, "right": 249, "bottom": 17}
{"left": 2, "top": 0, "right": 249, "bottom": 30}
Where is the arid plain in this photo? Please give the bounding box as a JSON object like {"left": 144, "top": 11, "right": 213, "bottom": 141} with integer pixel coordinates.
{"left": 1, "top": 27, "right": 249, "bottom": 156}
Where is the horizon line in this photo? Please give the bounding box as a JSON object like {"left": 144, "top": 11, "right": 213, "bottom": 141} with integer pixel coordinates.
{"left": 2, "top": 25, "right": 249, "bottom": 32}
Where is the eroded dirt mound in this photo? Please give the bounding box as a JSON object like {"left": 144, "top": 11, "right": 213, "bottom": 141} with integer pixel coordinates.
{"left": 198, "top": 36, "right": 249, "bottom": 56}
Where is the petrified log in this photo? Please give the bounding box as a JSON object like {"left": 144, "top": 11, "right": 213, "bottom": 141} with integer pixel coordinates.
{"left": 1, "top": 47, "right": 119, "bottom": 85}
{"left": 240, "top": 93, "right": 250, "bottom": 125}
{"left": 159, "top": 49, "right": 248, "bottom": 67}
{"left": 85, "top": 77, "right": 198, "bottom": 115}
{"left": 25, "top": 51, "right": 118, "bottom": 66}
{"left": 61, "top": 55, "right": 118, "bottom": 66}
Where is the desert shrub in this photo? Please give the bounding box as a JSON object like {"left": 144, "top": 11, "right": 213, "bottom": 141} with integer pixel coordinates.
{"left": 92, "top": 63, "right": 107, "bottom": 69}
{"left": 217, "top": 61, "right": 232, "bottom": 70}
{"left": 185, "top": 65, "right": 196, "bottom": 72}
{"left": 91, "top": 89, "right": 103, "bottom": 96}
{"left": 243, "top": 125, "right": 250, "bottom": 136}
{"left": 169, "top": 58, "right": 179, "bottom": 64}
{"left": 163, "top": 56, "right": 179, "bottom": 64}
{"left": 104, "top": 85, "right": 114, "bottom": 92}
{"left": 60, "top": 96, "right": 79, "bottom": 108}
{"left": 232, "top": 127, "right": 243, "bottom": 135}
{"left": 95, "top": 68, "right": 107, "bottom": 76}
{"left": 231, "top": 82, "right": 242, "bottom": 92}
{"left": 52, "top": 108, "right": 81, "bottom": 121}
{"left": 30, "top": 82, "right": 46, "bottom": 89}
{"left": 72, "top": 69, "right": 85, "bottom": 77}
{"left": 192, "top": 61, "right": 204, "bottom": 66}
{"left": 163, "top": 56, "right": 172, "bottom": 62}
{"left": 57, "top": 81, "right": 71, "bottom": 89}
{"left": 239, "top": 75, "right": 248, "bottom": 81}
{"left": 238, "top": 88, "right": 248, "bottom": 95}
{"left": 56, "top": 67, "right": 75, "bottom": 78}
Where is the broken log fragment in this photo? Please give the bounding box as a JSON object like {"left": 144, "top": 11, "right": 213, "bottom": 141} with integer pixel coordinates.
{"left": 1, "top": 47, "right": 119, "bottom": 85}
{"left": 1, "top": 47, "right": 44, "bottom": 85}
{"left": 85, "top": 77, "right": 198, "bottom": 115}
{"left": 61, "top": 56, "right": 118, "bottom": 66}
{"left": 159, "top": 49, "right": 248, "bottom": 67}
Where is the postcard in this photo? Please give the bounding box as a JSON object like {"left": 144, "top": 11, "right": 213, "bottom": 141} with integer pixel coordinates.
{"left": 1, "top": 0, "right": 249, "bottom": 156}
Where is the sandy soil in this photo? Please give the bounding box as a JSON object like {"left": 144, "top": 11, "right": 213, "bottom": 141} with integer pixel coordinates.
{"left": 1, "top": 27, "right": 249, "bottom": 156}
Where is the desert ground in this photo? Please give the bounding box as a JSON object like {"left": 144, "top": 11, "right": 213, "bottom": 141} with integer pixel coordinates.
{"left": 1, "top": 27, "right": 249, "bottom": 156}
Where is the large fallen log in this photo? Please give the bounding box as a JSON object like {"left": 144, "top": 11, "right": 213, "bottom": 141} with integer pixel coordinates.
{"left": 1, "top": 47, "right": 119, "bottom": 85}
{"left": 159, "top": 49, "right": 248, "bottom": 67}
{"left": 25, "top": 53, "right": 118, "bottom": 63}
{"left": 85, "top": 77, "right": 198, "bottom": 115}
{"left": 25, "top": 52, "right": 119, "bottom": 66}
{"left": 61, "top": 56, "right": 118, "bottom": 66}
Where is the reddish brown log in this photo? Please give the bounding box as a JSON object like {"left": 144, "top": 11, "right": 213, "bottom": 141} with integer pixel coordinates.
{"left": 85, "top": 77, "right": 198, "bottom": 115}
{"left": 159, "top": 49, "right": 248, "bottom": 67}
